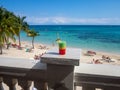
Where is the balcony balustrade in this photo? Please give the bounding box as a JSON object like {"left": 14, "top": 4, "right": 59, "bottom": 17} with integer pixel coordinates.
{"left": 0, "top": 48, "right": 120, "bottom": 90}
{"left": 74, "top": 63, "right": 120, "bottom": 90}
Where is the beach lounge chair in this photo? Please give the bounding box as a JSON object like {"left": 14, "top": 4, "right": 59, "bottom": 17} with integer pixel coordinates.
{"left": 12, "top": 44, "right": 17, "bottom": 48}
{"left": 90, "top": 59, "right": 102, "bottom": 64}
{"left": 94, "top": 59, "right": 102, "bottom": 64}
{"left": 17, "top": 45, "right": 22, "bottom": 50}
{"left": 86, "top": 51, "right": 96, "bottom": 56}
{"left": 38, "top": 45, "right": 48, "bottom": 49}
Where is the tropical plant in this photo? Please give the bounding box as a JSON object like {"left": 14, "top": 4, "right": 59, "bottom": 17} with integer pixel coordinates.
{"left": 0, "top": 7, "right": 17, "bottom": 51}
{"left": 0, "top": 7, "right": 14, "bottom": 53}
{"left": 27, "top": 30, "right": 40, "bottom": 49}
{"left": 0, "top": 30, "right": 5, "bottom": 54}
{"left": 0, "top": 6, "right": 29, "bottom": 54}
{"left": 0, "top": 7, "right": 4, "bottom": 54}
{"left": 3, "top": 11, "right": 17, "bottom": 48}
{"left": 0, "top": 6, "right": 30, "bottom": 54}
{"left": 15, "top": 16, "right": 29, "bottom": 46}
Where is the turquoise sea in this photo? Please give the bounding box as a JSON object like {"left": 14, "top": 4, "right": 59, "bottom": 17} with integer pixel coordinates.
{"left": 20, "top": 25, "right": 120, "bottom": 55}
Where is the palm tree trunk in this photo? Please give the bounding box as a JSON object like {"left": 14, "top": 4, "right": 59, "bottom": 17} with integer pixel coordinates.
{"left": 0, "top": 45, "right": 2, "bottom": 54}
{"left": 6, "top": 44, "right": 9, "bottom": 49}
{"left": 18, "top": 33, "right": 21, "bottom": 46}
{"left": 6, "top": 37, "right": 9, "bottom": 49}
{"left": 32, "top": 37, "right": 34, "bottom": 49}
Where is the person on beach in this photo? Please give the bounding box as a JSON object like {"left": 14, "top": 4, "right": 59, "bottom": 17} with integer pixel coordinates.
{"left": 102, "top": 55, "right": 111, "bottom": 62}
{"left": 86, "top": 51, "right": 96, "bottom": 56}
{"left": 92, "top": 59, "right": 102, "bottom": 64}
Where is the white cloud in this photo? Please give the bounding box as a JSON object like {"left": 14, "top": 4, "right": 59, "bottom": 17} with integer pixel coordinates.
{"left": 26, "top": 17, "right": 49, "bottom": 24}
{"left": 67, "top": 18, "right": 120, "bottom": 24}
{"left": 26, "top": 16, "right": 120, "bottom": 25}
{"left": 52, "top": 17, "right": 68, "bottom": 24}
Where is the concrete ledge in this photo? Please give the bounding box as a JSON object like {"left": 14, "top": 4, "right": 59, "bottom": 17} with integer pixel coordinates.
{"left": 41, "top": 48, "right": 81, "bottom": 66}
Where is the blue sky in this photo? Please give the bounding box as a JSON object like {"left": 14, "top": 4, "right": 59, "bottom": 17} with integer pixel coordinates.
{"left": 1, "top": 0, "right": 120, "bottom": 25}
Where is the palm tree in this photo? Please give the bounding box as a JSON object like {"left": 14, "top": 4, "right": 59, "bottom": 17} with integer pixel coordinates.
{"left": 0, "top": 7, "right": 18, "bottom": 54}
{"left": 3, "top": 11, "right": 17, "bottom": 48}
{"left": 0, "top": 7, "right": 3, "bottom": 54}
{"left": 27, "top": 30, "right": 40, "bottom": 49}
{"left": 0, "top": 7, "right": 8, "bottom": 54}
{"left": 0, "top": 27, "right": 5, "bottom": 54}
{"left": 16, "top": 16, "right": 29, "bottom": 46}
{"left": 0, "top": 7, "right": 16, "bottom": 48}
{"left": 0, "top": 6, "right": 29, "bottom": 54}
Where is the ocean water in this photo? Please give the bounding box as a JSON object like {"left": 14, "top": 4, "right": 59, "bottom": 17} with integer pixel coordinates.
{"left": 20, "top": 25, "right": 120, "bottom": 54}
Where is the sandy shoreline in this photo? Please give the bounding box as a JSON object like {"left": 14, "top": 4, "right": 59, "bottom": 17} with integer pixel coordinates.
{"left": 0, "top": 41, "right": 120, "bottom": 65}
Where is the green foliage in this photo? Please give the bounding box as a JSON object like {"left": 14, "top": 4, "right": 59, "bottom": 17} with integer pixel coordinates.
{"left": 0, "top": 6, "right": 29, "bottom": 53}
{"left": 27, "top": 30, "right": 40, "bottom": 48}
{"left": 27, "top": 30, "right": 40, "bottom": 37}
{"left": 27, "top": 29, "right": 40, "bottom": 48}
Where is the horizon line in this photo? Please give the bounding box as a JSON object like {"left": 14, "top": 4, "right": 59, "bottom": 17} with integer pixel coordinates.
{"left": 29, "top": 24, "right": 120, "bottom": 26}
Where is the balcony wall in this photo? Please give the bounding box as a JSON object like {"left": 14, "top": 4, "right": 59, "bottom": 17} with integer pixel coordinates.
{"left": 0, "top": 57, "right": 120, "bottom": 90}
{"left": 0, "top": 57, "right": 47, "bottom": 90}
{"left": 74, "top": 64, "right": 120, "bottom": 90}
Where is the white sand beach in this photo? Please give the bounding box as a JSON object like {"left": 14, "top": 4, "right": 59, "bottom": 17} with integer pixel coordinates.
{"left": 0, "top": 41, "right": 120, "bottom": 65}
